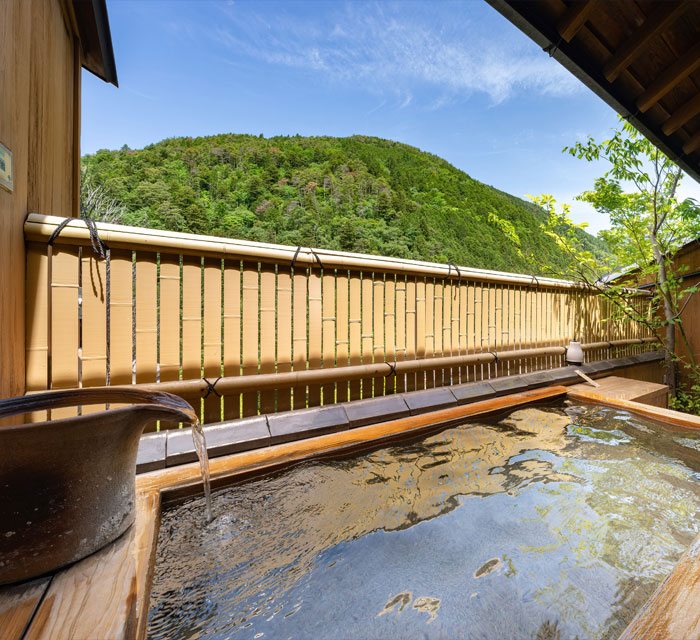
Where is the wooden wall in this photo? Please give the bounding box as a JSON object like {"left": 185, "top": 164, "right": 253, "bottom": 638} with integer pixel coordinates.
{"left": 0, "top": 0, "right": 80, "bottom": 402}
{"left": 674, "top": 241, "right": 700, "bottom": 389}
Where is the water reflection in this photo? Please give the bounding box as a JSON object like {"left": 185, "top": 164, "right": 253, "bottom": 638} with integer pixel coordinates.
{"left": 147, "top": 402, "right": 700, "bottom": 640}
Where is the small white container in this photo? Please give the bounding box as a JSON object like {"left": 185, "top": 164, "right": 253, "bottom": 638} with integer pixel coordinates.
{"left": 566, "top": 340, "right": 584, "bottom": 365}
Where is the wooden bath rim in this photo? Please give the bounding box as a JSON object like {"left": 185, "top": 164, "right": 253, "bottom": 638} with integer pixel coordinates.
{"left": 3, "top": 386, "right": 699, "bottom": 640}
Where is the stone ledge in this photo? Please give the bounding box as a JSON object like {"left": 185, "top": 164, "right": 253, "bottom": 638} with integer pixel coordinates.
{"left": 450, "top": 381, "right": 496, "bottom": 405}
{"left": 402, "top": 388, "right": 457, "bottom": 415}
{"left": 163, "top": 416, "right": 270, "bottom": 468}
{"left": 136, "top": 432, "right": 166, "bottom": 474}
{"left": 488, "top": 375, "right": 530, "bottom": 396}
{"left": 267, "top": 405, "right": 348, "bottom": 445}
{"left": 342, "top": 394, "right": 410, "bottom": 428}
{"left": 519, "top": 371, "right": 556, "bottom": 388}
{"left": 136, "top": 350, "right": 665, "bottom": 473}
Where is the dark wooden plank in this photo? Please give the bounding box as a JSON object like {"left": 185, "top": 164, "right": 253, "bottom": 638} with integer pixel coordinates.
{"left": 682, "top": 128, "right": 700, "bottom": 155}
{"left": 619, "top": 532, "right": 700, "bottom": 640}
{"left": 636, "top": 41, "right": 700, "bottom": 112}
{"left": 604, "top": 2, "right": 690, "bottom": 82}
{"left": 0, "top": 576, "right": 51, "bottom": 640}
{"left": 567, "top": 388, "right": 700, "bottom": 430}
{"left": 662, "top": 92, "right": 700, "bottom": 135}
{"left": 557, "top": 0, "right": 599, "bottom": 42}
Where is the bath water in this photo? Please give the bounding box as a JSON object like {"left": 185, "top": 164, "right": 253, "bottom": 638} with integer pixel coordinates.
{"left": 148, "top": 402, "right": 700, "bottom": 639}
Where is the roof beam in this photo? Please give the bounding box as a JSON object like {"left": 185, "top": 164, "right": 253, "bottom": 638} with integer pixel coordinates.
{"left": 683, "top": 130, "right": 700, "bottom": 155}
{"left": 662, "top": 93, "right": 700, "bottom": 135}
{"left": 557, "top": 1, "right": 598, "bottom": 43}
{"left": 636, "top": 41, "right": 700, "bottom": 112}
{"left": 603, "top": 2, "right": 690, "bottom": 83}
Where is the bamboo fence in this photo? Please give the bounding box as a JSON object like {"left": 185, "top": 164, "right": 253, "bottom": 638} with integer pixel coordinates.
{"left": 23, "top": 214, "right": 654, "bottom": 426}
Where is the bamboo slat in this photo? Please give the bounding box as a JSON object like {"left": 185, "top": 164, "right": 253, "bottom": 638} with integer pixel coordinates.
{"left": 336, "top": 270, "right": 349, "bottom": 403}
{"left": 307, "top": 269, "right": 322, "bottom": 407}
{"left": 135, "top": 253, "right": 157, "bottom": 385}
{"left": 292, "top": 267, "right": 307, "bottom": 410}
{"left": 50, "top": 246, "right": 79, "bottom": 391}
{"left": 489, "top": 284, "right": 498, "bottom": 378}
{"left": 80, "top": 253, "right": 107, "bottom": 388}
{"left": 108, "top": 249, "right": 133, "bottom": 386}
{"left": 361, "top": 273, "right": 373, "bottom": 399}
{"left": 506, "top": 286, "right": 515, "bottom": 375}
{"left": 78, "top": 251, "right": 108, "bottom": 417}
{"left": 434, "top": 279, "right": 444, "bottom": 387}
{"left": 223, "top": 259, "right": 241, "bottom": 420}
{"left": 242, "top": 262, "right": 259, "bottom": 417}
{"left": 424, "top": 279, "right": 435, "bottom": 389}
{"left": 259, "top": 264, "right": 276, "bottom": 414}
{"left": 348, "top": 271, "right": 362, "bottom": 401}
{"left": 182, "top": 255, "right": 202, "bottom": 420}
{"left": 158, "top": 254, "right": 180, "bottom": 384}
{"left": 465, "top": 282, "right": 475, "bottom": 382}
{"left": 322, "top": 269, "right": 336, "bottom": 405}
{"left": 372, "top": 273, "right": 385, "bottom": 397}
{"left": 405, "top": 277, "right": 416, "bottom": 392}
{"left": 203, "top": 258, "right": 222, "bottom": 423}
{"left": 395, "top": 275, "right": 406, "bottom": 393}
{"left": 479, "top": 284, "right": 488, "bottom": 377}
{"left": 415, "top": 278, "right": 426, "bottom": 390}
{"left": 276, "top": 267, "right": 292, "bottom": 412}
{"left": 158, "top": 254, "right": 181, "bottom": 429}
{"left": 384, "top": 276, "right": 396, "bottom": 395}
{"left": 452, "top": 281, "right": 461, "bottom": 383}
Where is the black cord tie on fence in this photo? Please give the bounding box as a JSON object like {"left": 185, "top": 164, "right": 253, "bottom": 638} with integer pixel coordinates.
{"left": 309, "top": 249, "right": 324, "bottom": 269}
{"left": 290, "top": 246, "right": 303, "bottom": 269}
{"left": 203, "top": 377, "right": 222, "bottom": 398}
{"left": 385, "top": 362, "right": 397, "bottom": 378}
{"left": 291, "top": 246, "right": 324, "bottom": 270}
{"left": 449, "top": 263, "right": 462, "bottom": 296}
{"left": 530, "top": 274, "right": 539, "bottom": 288}
{"left": 490, "top": 352, "right": 499, "bottom": 363}
{"left": 608, "top": 341, "right": 615, "bottom": 350}
{"left": 48, "top": 217, "right": 109, "bottom": 260}
{"left": 83, "top": 217, "right": 109, "bottom": 259}
{"left": 47, "top": 218, "right": 73, "bottom": 247}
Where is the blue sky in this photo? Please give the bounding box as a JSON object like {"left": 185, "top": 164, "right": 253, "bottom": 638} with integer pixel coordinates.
{"left": 82, "top": 0, "right": 700, "bottom": 235}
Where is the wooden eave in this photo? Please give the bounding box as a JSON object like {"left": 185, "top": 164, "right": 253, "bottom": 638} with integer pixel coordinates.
{"left": 72, "top": 0, "right": 118, "bottom": 86}
{"left": 486, "top": 0, "right": 700, "bottom": 184}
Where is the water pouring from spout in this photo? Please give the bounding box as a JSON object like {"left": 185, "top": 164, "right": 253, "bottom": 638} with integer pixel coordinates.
{"left": 190, "top": 419, "right": 213, "bottom": 521}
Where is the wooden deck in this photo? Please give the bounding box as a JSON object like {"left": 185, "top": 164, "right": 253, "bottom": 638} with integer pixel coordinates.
{"left": 2, "top": 380, "right": 699, "bottom": 640}
{"left": 570, "top": 375, "right": 669, "bottom": 408}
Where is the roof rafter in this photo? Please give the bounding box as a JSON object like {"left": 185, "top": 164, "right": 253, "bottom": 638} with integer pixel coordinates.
{"left": 636, "top": 41, "right": 700, "bottom": 112}
{"left": 557, "top": 0, "right": 599, "bottom": 42}
{"left": 662, "top": 93, "right": 700, "bottom": 135}
{"left": 683, "top": 130, "right": 700, "bottom": 155}
{"left": 603, "top": 2, "right": 690, "bottom": 83}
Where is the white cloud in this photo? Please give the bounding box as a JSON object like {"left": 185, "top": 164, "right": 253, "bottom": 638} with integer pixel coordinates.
{"left": 210, "top": 1, "right": 583, "bottom": 106}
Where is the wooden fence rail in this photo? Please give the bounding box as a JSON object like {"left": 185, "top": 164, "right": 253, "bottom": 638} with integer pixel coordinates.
{"left": 24, "top": 215, "right": 654, "bottom": 425}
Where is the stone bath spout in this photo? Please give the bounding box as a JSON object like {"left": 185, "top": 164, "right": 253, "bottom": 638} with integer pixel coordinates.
{"left": 0, "top": 388, "right": 197, "bottom": 586}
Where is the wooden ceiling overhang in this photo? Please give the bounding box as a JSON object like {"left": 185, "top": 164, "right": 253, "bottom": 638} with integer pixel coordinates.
{"left": 486, "top": 0, "right": 700, "bottom": 184}
{"left": 71, "top": 0, "right": 118, "bottom": 86}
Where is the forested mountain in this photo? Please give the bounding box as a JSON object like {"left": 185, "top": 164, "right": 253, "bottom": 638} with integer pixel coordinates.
{"left": 82, "top": 134, "right": 607, "bottom": 273}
